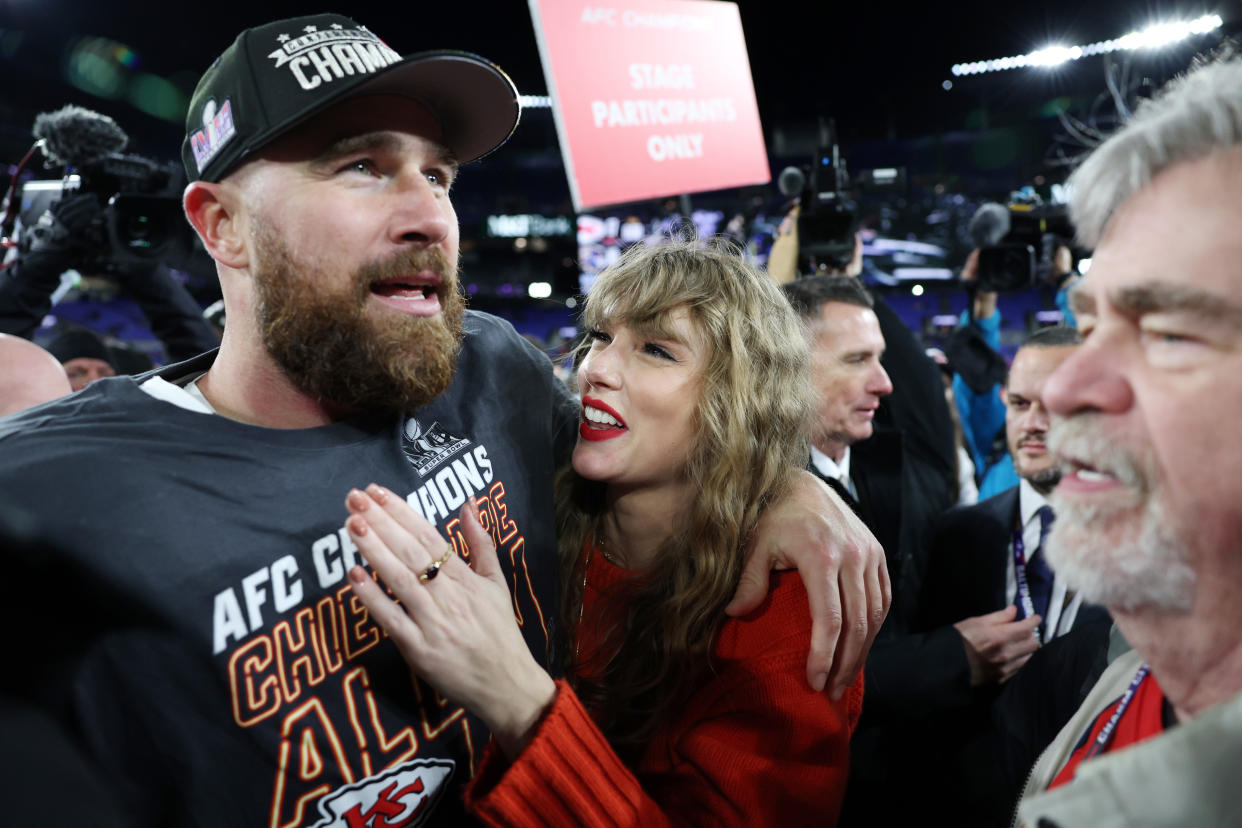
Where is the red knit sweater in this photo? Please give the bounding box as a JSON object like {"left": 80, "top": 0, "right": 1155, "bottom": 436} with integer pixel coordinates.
{"left": 465, "top": 552, "right": 864, "bottom": 827}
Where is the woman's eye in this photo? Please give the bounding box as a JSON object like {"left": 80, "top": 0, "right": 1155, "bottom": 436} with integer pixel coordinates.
{"left": 587, "top": 329, "right": 611, "bottom": 345}
{"left": 644, "top": 343, "right": 674, "bottom": 360}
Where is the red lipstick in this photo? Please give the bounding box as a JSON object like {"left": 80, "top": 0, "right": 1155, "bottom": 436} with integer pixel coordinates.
{"left": 580, "top": 396, "right": 627, "bottom": 442}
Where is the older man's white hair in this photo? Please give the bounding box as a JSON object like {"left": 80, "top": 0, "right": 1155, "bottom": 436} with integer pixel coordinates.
{"left": 1068, "top": 56, "right": 1242, "bottom": 248}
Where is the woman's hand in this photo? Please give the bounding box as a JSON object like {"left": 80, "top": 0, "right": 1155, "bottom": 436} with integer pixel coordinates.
{"left": 344, "top": 484, "right": 557, "bottom": 758}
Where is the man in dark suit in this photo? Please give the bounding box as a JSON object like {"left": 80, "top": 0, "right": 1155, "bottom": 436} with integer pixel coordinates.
{"left": 781, "top": 275, "right": 957, "bottom": 636}
{"left": 920, "top": 325, "right": 1109, "bottom": 679}
{"left": 784, "top": 275, "right": 965, "bottom": 825}
{"left": 906, "top": 326, "right": 1110, "bottom": 824}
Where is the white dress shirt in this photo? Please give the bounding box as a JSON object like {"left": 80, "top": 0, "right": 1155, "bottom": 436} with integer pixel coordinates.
{"left": 810, "top": 445, "right": 857, "bottom": 499}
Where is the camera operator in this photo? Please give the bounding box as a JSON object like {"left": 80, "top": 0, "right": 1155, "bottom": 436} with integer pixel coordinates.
{"left": 950, "top": 231, "right": 1081, "bottom": 500}
{"left": 1048, "top": 243, "right": 1081, "bottom": 327}
{"left": 951, "top": 247, "right": 1015, "bottom": 500}
{"left": 0, "top": 195, "right": 220, "bottom": 363}
{"left": 768, "top": 203, "right": 866, "bottom": 281}
{"left": 0, "top": 106, "right": 220, "bottom": 364}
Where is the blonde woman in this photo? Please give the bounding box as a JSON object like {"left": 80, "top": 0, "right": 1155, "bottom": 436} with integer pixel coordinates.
{"left": 345, "top": 239, "right": 864, "bottom": 826}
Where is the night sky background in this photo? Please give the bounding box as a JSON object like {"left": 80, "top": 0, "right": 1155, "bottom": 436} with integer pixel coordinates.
{"left": 0, "top": 0, "right": 1236, "bottom": 349}
{"left": 3, "top": 0, "right": 1233, "bottom": 177}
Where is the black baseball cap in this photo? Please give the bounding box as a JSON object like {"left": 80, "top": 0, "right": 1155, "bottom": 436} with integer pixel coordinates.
{"left": 182, "top": 13, "right": 520, "bottom": 183}
{"left": 46, "top": 328, "right": 117, "bottom": 369}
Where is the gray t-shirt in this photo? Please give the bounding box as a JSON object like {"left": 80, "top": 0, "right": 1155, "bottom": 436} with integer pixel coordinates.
{"left": 0, "top": 310, "right": 578, "bottom": 827}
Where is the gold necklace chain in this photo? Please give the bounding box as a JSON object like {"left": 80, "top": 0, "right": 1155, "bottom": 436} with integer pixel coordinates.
{"left": 575, "top": 543, "right": 593, "bottom": 663}
{"left": 575, "top": 533, "right": 615, "bottom": 662}
{"left": 575, "top": 532, "right": 626, "bottom": 663}
{"left": 596, "top": 532, "right": 620, "bottom": 565}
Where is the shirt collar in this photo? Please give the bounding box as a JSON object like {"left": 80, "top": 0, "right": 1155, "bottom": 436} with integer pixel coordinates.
{"left": 1019, "top": 477, "right": 1050, "bottom": 528}
{"left": 810, "top": 444, "right": 851, "bottom": 483}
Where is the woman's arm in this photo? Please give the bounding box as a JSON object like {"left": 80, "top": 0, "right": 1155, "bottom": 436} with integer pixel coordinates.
{"left": 469, "top": 575, "right": 862, "bottom": 827}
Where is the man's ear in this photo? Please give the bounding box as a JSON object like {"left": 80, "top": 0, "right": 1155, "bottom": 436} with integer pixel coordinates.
{"left": 999, "top": 386, "right": 1008, "bottom": 405}
{"left": 184, "top": 181, "right": 247, "bottom": 269}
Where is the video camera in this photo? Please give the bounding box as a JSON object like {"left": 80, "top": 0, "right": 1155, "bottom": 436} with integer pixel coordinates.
{"left": 778, "top": 119, "right": 908, "bottom": 271}
{"left": 968, "top": 188, "right": 1081, "bottom": 292}
{"left": 3, "top": 105, "right": 194, "bottom": 274}
{"left": 777, "top": 119, "right": 858, "bottom": 269}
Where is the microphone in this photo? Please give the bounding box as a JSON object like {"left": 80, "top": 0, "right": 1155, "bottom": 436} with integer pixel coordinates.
{"left": 968, "top": 202, "right": 1011, "bottom": 248}
{"left": 32, "top": 105, "right": 128, "bottom": 167}
{"left": 777, "top": 166, "right": 805, "bottom": 198}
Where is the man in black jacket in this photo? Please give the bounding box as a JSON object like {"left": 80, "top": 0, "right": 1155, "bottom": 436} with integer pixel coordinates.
{"left": 782, "top": 276, "right": 956, "bottom": 634}
{"left": 784, "top": 275, "right": 963, "bottom": 824}
{"left": 920, "top": 326, "right": 1109, "bottom": 662}
{"left": 911, "top": 327, "right": 1113, "bottom": 824}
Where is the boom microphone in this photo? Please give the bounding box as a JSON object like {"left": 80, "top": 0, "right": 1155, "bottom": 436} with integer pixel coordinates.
{"left": 777, "top": 166, "right": 805, "bottom": 198}
{"left": 32, "top": 105, "right": 129, "bottom": 167}
{"left": 967, "top": 202, "right": 1011, "bottom": 249}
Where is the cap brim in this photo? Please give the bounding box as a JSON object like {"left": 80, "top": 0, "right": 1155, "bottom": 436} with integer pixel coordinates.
{"left": 348, "top": 50, "right": 521, "bottom": 164}
{"left": 230, "top": 49, "right": 520, "bottom": 175}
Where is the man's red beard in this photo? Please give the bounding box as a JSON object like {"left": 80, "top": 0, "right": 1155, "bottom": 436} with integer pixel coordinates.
{"left": 250, "top": 219, "right": 465, "bottom": 413}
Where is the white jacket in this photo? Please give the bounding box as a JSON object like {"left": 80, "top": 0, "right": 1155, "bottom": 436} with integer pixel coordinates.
{"left": 1017, "top": 649, "right": 1242, "bottom": 827}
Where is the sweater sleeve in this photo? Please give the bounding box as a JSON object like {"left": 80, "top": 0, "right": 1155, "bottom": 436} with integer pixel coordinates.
{"left": 465, "top": 680, "right": 650, "bottom": 827}
{"left": 465, "top": 580, "right": 862, "bottom": 827}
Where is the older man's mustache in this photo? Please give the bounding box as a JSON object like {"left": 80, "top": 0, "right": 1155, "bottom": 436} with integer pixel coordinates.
{"left": 1047, "top": 415, "right": 1151, "bottom": 495}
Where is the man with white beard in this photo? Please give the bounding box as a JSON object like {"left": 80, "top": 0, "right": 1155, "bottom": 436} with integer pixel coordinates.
{"left": 1015, "top": 54, "right": 1242, "bottom": 827}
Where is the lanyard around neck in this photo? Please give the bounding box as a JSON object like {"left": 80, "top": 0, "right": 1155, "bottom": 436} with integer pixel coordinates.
{"left": 1011, "top": 525, "right": 1043, "bottom": 639}
{"left": 1082, "top": 664, "right": 1152, "bottom": 762}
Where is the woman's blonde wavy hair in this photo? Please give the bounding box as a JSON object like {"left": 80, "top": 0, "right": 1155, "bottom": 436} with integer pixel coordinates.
{"left": 555, "top": 237, "right": 812, "bottom": 759}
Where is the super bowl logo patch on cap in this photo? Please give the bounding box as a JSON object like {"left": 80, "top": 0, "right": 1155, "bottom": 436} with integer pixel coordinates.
{"left": 266, "top": 23, "right": 402, "bottom": 92}
{"left": 190, "top": 99, "right": 236, "bottom": 173}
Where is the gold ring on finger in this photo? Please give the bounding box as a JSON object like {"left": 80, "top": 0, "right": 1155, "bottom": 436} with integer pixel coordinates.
{"left": 419, "top": 544, "right": 455, "bottom": 582}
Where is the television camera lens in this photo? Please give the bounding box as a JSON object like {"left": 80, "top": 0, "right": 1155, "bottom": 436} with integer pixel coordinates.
{"left": 108, "top": 194, "right": 180, "bottom": 256}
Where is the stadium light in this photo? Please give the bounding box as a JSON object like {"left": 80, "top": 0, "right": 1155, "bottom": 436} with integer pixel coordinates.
{"left": 951, "top": 14, "right": 1222, "bottom": 76}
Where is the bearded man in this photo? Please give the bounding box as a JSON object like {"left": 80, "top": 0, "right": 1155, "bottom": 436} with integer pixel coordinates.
{"left": 0, "top": 14, "right": 885, "bottom": 826}
{"left": 1014, "top": 55, "right": 1242, "bottom": 827}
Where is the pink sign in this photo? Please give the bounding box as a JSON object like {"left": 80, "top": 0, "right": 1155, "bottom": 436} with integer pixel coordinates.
{"left": 529, "top": 0, "right": 770, "bottom": 210}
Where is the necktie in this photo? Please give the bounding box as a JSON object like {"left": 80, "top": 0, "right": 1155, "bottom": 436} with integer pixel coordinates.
{"left": 1026, "top": 505, "right": 1056, "bottom": 621}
